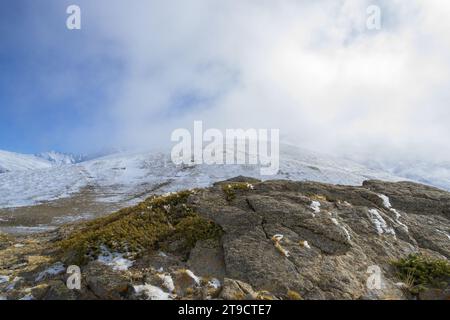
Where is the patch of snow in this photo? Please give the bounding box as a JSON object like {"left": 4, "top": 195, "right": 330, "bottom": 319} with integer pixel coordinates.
{"left": 378, "top": 194, "right": 408, "bottom": 233}
{"left": 185, "top": 270, "right": 200, "bottom": 286}
{"left": 299, "top": 240, "right": 311, "bottom": 249}
{"left": 14, "top": 243, "right": 24, "bottom": 248}
{"left": 310, "top": 201, "right": 321, "bottom": 216}
{"left": 208, "top": 278, "right": 221, "bottom": 289}
{"left": 436, "top": 229, "right": 450, "bottom": 241}
{"left": 0, "top": 275, "right": 9, "bottom": 284}
{"left": 133, "top": 284, "right": 172, "bottom": 300}
{"left": 97, "top": 246, "right": 134, "bottom": 271}
{"left": 158, "top": 273, "right": 175, "bottom": 292}
{"left": 378, "top": 194, "right": 392, "bottom": 209}
{"left": 368, "top": 209, "right": 396, "bottom": 236}
{"left": 35, "top": 262, "right": 65, "bottom": 282}
{"left": 331, "top": 217, "right": 351, "bottom": 241}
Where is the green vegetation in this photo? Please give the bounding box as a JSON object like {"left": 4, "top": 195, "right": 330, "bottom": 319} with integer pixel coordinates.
{"left": 58, "top": 190, "right": 223, "bottom": 265}
{"left": 222, "top": 182, "right": 254, "bottom": 201}
{"left": 391, "top": 254, "right": 450, "bottom": 294}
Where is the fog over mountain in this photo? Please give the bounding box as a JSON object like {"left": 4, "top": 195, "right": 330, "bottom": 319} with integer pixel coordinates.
{"left": 2, "top": 1, "right": 448, "bottom": 167}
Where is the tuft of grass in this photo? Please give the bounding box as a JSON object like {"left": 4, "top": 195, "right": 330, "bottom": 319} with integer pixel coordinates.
{"left": 58, "top": 190, "right": 222, "bottom": 265}
{"left": 391, "top": 254, "right": 450, "bottom": 294}
{"left": 286, "top": 290, "right": 303, "bottom": 300}
{"left": 222, "top": 183, "right": 254, "bottom": 201}
{"left": 310, "top": 194, "right": 327, "bottom": 202}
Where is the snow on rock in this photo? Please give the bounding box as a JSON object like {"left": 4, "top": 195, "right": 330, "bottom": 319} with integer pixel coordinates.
{"left": 158, "top": 273, "right": 175, "bottom": 292}
{"left": 185, "top": 270, "right": 201, "bottom": 286}
{"left": 207, "top": 278, "right": 221, "bottom": 289}
{"left": 133, "top": 284, "right": 172, "bottom": 300}
{"left": 97, "top": 246, "right": 134, "bottom": 271}
{"left": 368, "top": 209, "right": 396, "bottom": 236}
{"left": 377, "top": 194, "right": 408, "bottom": 232}
{"left": 310, "top": 201, "right": 321, "bottom": 216}
{"left": 331, "top": 217, "right": 351, "bottom": 241}
{"left": 35, "top": 262, "right": 65, "bottom": 282}
{"left": 299, "top": 240, "right": 311, "bottom": 249}
{"left": 436, "top": 229, "right": 450, "bottom": 241}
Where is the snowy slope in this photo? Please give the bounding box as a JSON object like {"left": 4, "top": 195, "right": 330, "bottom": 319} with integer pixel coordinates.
{"left": 0, "top": 144, "right": 409, "bottom": 209}
{"left": 0, "top": 150, "right": 52, "bottom": 173}
{"left": 356, "top": 159, "right": 450, "bottom": 192}
{"left": 35, "top": 151, "right": 85, "bottom": 165}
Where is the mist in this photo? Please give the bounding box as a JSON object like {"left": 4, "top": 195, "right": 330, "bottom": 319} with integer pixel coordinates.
{"left": 30, "top": 0, "right": 450, "bottom": 163}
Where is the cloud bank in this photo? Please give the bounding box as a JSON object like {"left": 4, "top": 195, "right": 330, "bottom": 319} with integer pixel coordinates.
{"left": 32, "top": 1, "right": 450, "bottom": 162}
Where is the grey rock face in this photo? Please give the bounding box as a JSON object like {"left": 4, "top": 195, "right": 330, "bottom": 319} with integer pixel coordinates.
{"left": 1, "top": 177, "right": 448, "bottom": 300}
{"left": 189, "top": 178, "right": 450, "bottom": 299}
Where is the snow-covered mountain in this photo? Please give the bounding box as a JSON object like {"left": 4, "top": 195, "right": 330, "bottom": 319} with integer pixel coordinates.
{"left": 2, "top": 144, "right": 450, "bottom": 234}
{"left": 0, "top": 150, "right": 53, "bottom": 173}
{"left": 356, "top": 158, "right": 450, "bottom": 193}
{"left": 0, "top": 144, "right": 408, "bottom": 209}
{"left": 35, "top": 151, "right": 86, "bottom": 165}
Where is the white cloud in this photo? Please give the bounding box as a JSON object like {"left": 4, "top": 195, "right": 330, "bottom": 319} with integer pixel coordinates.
{"left": 70, "top": 0, "right": 450, "bottom": 161}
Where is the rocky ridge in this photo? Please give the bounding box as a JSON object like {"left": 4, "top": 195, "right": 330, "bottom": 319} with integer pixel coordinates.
{"left": 0, "top": 177, "right": 449, "bottom": 300}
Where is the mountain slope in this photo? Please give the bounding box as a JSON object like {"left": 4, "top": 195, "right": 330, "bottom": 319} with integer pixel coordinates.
{"left": 35, "top": 151, "right": 85, "bottom": 165}
{"left": 0, "top": 150, "right": 52, "bottom": 173}
{"left": 0, "top": 144, "right": 406, "bottom": 210}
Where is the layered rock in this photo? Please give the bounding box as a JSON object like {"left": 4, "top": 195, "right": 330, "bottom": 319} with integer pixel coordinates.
{"left": 0, "top": 178, "right": 449, "bottom": 300}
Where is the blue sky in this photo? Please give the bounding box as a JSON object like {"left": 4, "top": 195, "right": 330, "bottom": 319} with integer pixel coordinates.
{"left": 0, "top": 1, "right": 123, "bottom": 154}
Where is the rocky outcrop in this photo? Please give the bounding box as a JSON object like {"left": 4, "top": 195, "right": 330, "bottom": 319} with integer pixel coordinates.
{"left": 0, "top": 178, "right": 449, "bottom": 300}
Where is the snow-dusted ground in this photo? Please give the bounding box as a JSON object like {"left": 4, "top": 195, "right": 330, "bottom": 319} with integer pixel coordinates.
{"left": 0, "top": 150, "right": 52, "bottom": 172}
{"left": 0, "top": 144, "right": 447, "bottom": 213}
{"left": 0, "top": 166, "right": 88, "bottom": 208}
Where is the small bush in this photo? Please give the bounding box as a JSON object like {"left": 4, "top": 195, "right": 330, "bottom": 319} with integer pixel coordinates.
{"left": 286, "top": 290, "right": 303, "bottom": 300}
{"left": 222, "top": 183, "right": 254, "bottom": 201}
{"left": 391, "top": 254, "right": 450, "bottom": 294}
{"left": 58, "top": 190, "right": 222, "bottom": 265}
